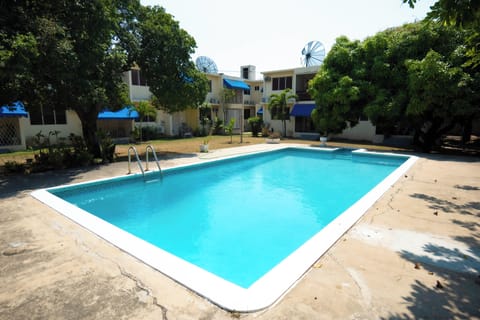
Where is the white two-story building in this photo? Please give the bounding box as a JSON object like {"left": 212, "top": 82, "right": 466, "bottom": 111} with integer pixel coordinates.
{"left": 260, "top": 66, "right": 379, "bottom": 142}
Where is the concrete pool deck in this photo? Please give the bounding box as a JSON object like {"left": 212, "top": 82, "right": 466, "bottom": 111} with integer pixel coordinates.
{"left": 1, "top": 143, "right": 479, "bottom": 319}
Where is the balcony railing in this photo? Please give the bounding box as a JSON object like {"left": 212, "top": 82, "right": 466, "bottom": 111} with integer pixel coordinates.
{"left": 296, "top": 91, "right": 312, "bottom": 101}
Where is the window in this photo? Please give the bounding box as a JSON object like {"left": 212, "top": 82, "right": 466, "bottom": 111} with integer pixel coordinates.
{"left": 254, "top": 86, "right": 260, "bottom": 91}
{"left": 29, "top": 106, "right": 67, "bottom": 125}
{"left": 244, "top": 109, "right": 251, "bottom": 119}
{"left": 131, "top": 69, "right": 147, "bottom": 86}
{"left": 242, "top": 67, "right": 249, "bottom": 79}
{"left": 295, "top": 116, "right": 316, "bottom": 133}
{"left": 208, "top": 80, "right": 212, "bottom": 92}
{"left": 270, "top": 106, "right": 290, "bottom": 120}
{"left": 272, "top": 76, "right": 292, "bottom": 90}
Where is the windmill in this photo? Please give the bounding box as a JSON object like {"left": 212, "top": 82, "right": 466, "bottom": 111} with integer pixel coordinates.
{"left": 301, "top": 41, "right": 325, "bottom": 67}
{"left": 195, "top": 56, "right": 218, "bottom": 74}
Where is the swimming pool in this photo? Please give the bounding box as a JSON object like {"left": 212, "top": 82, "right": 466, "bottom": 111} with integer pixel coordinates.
{"left": 32, "top": 146, "right": 417, "bottom": 311}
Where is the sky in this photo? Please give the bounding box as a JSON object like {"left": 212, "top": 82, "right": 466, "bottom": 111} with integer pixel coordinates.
{"left": 140, "top": 0, "right": 437, "bottom": 78}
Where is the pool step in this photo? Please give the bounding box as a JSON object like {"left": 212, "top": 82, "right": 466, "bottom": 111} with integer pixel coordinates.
{"left": 333, "top": 148, "right": 354, "bottom": 160}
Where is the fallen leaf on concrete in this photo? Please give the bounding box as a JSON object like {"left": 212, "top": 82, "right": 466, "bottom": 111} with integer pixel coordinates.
{"left": 436, "top": 280, "right": 444, "bottom": 289}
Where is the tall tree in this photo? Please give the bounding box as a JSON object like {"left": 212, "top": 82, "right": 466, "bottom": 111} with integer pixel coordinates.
{"left": 404, "top": 0, "right": 480, "bottom": 68}
{"left": 0, "top": 0, "right": 139, "bottom": 155}
{"left": 1, "top": 1, "right": 207, "bottom": 156}
{"left": 308, "top": 21, "right": 478, "bottom": 152}
{"left": 308, "top": 36, "right": 362, "bottom": 136}
{"left": 268, "top": 88, "right": 297, "bottom": 137}
{"left": 136, "top": 6, "right": 208, "bottom": 113}
{"left": 406, "top": 50, "right": 479, "bottom": 151}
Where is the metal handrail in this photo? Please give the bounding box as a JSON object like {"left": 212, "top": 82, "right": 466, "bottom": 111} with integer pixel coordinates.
{"left": 127, "top": 146, "right": 144, "bottom": 175}
{"left": 145, "top": 144, "right": 162, "bottom": 178}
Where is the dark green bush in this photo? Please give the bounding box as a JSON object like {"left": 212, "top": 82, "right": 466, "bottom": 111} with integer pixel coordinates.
{"left": 3, "top": 161, "right": 25, "bottom": 174}
{"left": 247, "top": 116, "right": 263, "bottom": 137}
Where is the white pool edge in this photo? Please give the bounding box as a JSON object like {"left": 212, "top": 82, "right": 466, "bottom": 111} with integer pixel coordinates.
{"left": 31, "top": 147, "right": 418, "bottom": 312}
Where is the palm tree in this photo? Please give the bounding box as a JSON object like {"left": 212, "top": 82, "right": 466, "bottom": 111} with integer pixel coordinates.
{"left": 135, "top": 100, "right": 157, "bottom": 141}
{"left": 268, "top": 88, "right": 297, "bottom": 137}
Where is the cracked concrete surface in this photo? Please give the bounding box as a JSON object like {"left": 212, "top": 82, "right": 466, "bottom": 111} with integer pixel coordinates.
{"left": 1, "top": 145, "right": 479, "bottom": 319}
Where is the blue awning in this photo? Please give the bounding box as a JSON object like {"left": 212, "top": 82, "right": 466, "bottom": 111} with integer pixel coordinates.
{"left": 223, "top": 78, "right": 250, "bottom": 90}
{"left": 0, "top": 101, "right": 28, "bottom": 118}
{"left": 290, "top": 103, "right": 316, "bottom": 117}
{"left": 256, "top": 107, "right": 263, "bottom": 115}
{"left": 98, "top": 106, "right": 139, "bottom": 120}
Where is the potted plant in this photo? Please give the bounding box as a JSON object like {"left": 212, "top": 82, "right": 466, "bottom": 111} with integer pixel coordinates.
{"left": 320, "top": 136, "right": 328, "bottom": 146}
{"left": 200, "top": 128, "right": 213, "bottom": 153}
{"left": 311, "top": 108, "right": 332, "bottom": 147}
{"left": 200, "top": 136, "right": 210, "bottom": 152}
{"left": 265, "top": 131, "right": 281, "bottom": 144}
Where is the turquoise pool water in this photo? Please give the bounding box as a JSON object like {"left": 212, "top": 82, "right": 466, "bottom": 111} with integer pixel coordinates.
{"left": 50, "top": 148, "right": 407, "bottom": 288}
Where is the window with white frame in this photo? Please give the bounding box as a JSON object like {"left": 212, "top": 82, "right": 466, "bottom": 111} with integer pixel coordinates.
{"left": 272, "top": 76, "right": 292, "bottom": 90}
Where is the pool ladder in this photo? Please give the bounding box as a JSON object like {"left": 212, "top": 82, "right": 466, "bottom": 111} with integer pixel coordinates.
{"left": 127, "top": 145, "right": 162, "bottom": 179}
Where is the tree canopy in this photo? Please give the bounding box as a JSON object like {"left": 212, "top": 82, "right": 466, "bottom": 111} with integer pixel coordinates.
{"left": 0, "top": 0, "right": 207, "bottom": 155}
{"left": 136, "top": 6, "right": 208, "bottom": 113}
{"left": 404, "top": 0, "right": 480, "bottom": 69}
{"left": 1, "top": 0, "right": 139, "bottom": 153}
{"left": 308, "top": 21, "right": 479, "bottom": 152}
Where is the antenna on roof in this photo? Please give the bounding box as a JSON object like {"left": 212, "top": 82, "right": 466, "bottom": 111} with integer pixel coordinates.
{"left": 301, "top": 41, "right": 325, "bottom": 67}
{"left": 195, "top": 56, "right": 218, "bottom": 74}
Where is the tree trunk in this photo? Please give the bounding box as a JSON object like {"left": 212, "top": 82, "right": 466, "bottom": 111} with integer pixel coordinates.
{"left": 462, "top": 118, "right": 472, "bottom": 145}
{"left": 417, "top": 118, "right": 455, "bottom": 153}
{"left": 77, "top": 106, "right": 101, "bottom": 158}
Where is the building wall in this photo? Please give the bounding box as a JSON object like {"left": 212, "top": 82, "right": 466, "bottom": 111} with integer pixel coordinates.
{"left": 261, "top": 68, "right": 304, "bottom": 136}
{"left": 332, "top": 120, "right": 377, "bottom": 142}
{"left": 23, "top": 110, "right": 83, "bottom": 147}
{"left": 185, "top": 108, "right": 199, "bottom": 131}
{"left": 124, "top": 70, "right": 152, "bottom": 102}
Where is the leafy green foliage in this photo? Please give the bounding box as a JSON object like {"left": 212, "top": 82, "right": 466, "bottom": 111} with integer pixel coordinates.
{"left": 406, "top": 49, "right": 479, "bottom": 151}
{"left": 308, "top": 37, "right": 362, "bottom": 136}
{"left": 404, "top": 0, "right": 480, "bottom": 68}
{"left": 247, "top": 116, "right": 263, "bottom": 137}
{"left": 136, "top": 6, "right": 208, "bottom": 113}
{"left": 134, "top": 100, "right": 157, "bottom": 141}
{"left": 0, "top": 0, "right": 137, "bottom": 155}
{"left": 212, "top": 117, "right": 224, "bottom": 135}
{"left": 268, "top": 88, "right": 297, "bottom": 137}
{"left": 224, "top": 118, "right": 235, "bottom": 143}
{"left": 1, "top": 1, "right": 208, "bottom": 157}
{"left": 308, "top": 21, "right": 478, "bottom": 151}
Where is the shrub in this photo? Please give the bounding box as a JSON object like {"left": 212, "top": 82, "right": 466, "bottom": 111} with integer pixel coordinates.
{"left": 247, "top": 116, "right": 263, "bottom": 137}
{"left": 3, "top": 161, "right": 25, "bottom": 174}
{"left": 212, "top": 117, "right": 224, "bottom": 135}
